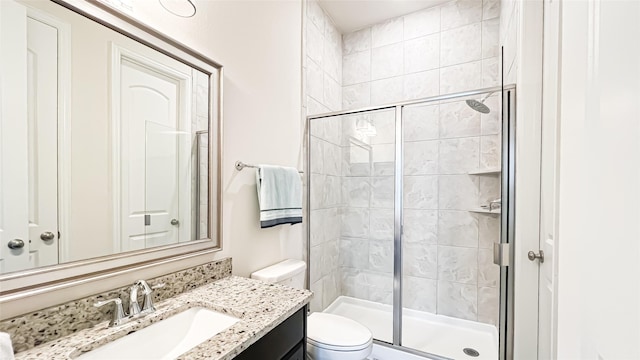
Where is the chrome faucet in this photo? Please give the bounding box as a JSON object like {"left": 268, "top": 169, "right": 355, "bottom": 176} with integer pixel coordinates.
{"left": 94, "top": 280, "right": 165, "bottom": 327}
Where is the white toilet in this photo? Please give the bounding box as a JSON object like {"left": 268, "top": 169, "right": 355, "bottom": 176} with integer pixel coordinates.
{"left": 251, "top": 259, "right": 373, "bottom": 360}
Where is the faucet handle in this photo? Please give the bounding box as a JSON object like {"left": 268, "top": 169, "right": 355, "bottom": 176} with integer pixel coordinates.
{"left": 139, "top": 281, "right": 165, "bottom": 313}
{"left": 94, "top": 298, "right": 126, "bottom": 327}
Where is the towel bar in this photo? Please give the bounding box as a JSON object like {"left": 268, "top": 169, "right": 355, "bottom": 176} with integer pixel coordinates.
{"left": 235, "top": 161, "right": 303, "bottom": 173}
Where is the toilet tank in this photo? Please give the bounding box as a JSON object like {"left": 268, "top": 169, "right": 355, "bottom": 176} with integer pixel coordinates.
{"left": 250, "top": 259, "right": 306, "bottom": 289}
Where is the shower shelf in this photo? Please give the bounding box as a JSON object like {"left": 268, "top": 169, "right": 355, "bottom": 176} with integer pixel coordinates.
{"left": 468, "top": 168, "right": 501, "bottom": 175}
{"left": 468, "top": 208, "right": 501, "bottom": 215}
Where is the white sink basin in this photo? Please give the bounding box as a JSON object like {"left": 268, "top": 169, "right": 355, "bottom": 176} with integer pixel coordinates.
{"left": 76, "top": 307, "right": 239, "bottom": 360}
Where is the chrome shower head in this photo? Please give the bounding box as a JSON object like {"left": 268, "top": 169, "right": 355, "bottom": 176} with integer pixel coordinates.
{"left": 465, "top": 92, "right": 494, "bottom": 114}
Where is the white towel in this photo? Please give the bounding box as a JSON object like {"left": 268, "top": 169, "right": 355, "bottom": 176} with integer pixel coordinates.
{"left": 0, "top": 332, "right": 15, "bottom": 360}
{"left": 256, "top": 165, "right": 302, "bottom": 228}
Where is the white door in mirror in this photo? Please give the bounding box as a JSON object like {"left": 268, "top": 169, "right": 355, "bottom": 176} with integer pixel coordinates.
{"left": 76, "top": 307, "right": 239, "bottom": 360}
{"left": 118, "top": 52, "right": 192, "bottom": 251}
{"left": 0, "top": 0, "right": 59, "bottom": 273}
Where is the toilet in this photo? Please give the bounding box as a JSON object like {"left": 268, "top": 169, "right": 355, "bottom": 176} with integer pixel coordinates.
{"left": 251, "top": 259, "right": 373, "bottom": 360}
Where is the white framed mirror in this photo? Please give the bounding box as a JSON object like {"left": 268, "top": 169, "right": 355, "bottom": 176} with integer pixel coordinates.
{"left": 0, "top": 0, "right": 222, "bottom": 293}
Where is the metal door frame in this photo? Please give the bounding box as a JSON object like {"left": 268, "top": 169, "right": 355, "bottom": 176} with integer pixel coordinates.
{"left": 306, "top": 84, "right": 517, "bottom": 360}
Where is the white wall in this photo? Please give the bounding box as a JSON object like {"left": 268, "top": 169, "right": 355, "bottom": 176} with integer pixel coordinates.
{"left": 556, "top": 0, "right": 640, "bottom": 358}
{"left": 124, "top": 0, "right": 304, "bottom": 278}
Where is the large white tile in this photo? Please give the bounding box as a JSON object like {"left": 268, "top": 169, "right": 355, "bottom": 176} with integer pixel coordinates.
{"left": 403, "top": 276, "right": 437, "bottom": 313}
{"left": 482, "top": 18, "right": 500, "bottom": 59}
{"left": 404, "top": 176, "right": 439, "bottom": 209}
{"left": 341, "top": 268, "right": 369, "bottom": 299}
{"left": 404, "top": 243, "right": 437, "bottom": 278}
{"left": 324, "top": 175, "right": 342, "bottom": 207}
{"left": 440, "top": 0, "right": 483, "bottom": 31}
{"left": 482, "top": 0, "right": 501, "bottom": 20}
{"left": 404, "top": 140, "right": 439, "bottom": 175}
{"left": 341, "top": 207, "right": 370, "bottom": 238}
{"left": 343, "top": 50, "right": 371, "bottom": 86}
{"left": 480, "top": 135, "right": 501, "bottom": 169}
{"left": 480, "top": 94, "right": 501, "bottom": 134}
{"left": 343, "top": 83, "right": 371, "bottom": 110}
{"left": 322, "top": 271, "right": 340, "bottom": 309}
{"left": 342, "top": 176, "right": 370, "bottom": 207}
{"left": 310, "top": 244, "right": 324, "bottom": 283}
{"left": 323, "top": 239, "right": 339, "bottom": 276}
{"left": 477, "top": 286, "right": 500, "bottom": 326}
{"left": 371, "top": 43, "right": 404, "bottom": 80}
{"left": 371, "top": 76, "right": 404, "bottom": 105}
{"left": 439, "top": 137, "right": 480, "bottom": 174}
{"left": 478, "top": 248, "right": 499, "bottom": 287}
{"left": 403, "top": 70, "right": 440, "bottom": 100}
{"left": 439, "top": 100, "right": 481, "bottom": 138}
{"left": 366, "top": 271, "right": 394, "bottom": 305}
{"left": 404, "top": 34, "right": 440, "bottom": 73}
{"left": 306, "top": 21, "right": 324, "bottom": 67}
{"left": 323, "top": 75, "right": 342, "bottom": 111}
{"left": 479, "top": 175, "right": 501, "bottom": 207}
{"left": 309, "top": 136, "right": 324, "bottom": 174}
{"left": 479, "top": 213, "right": 500, "bottom": 249}
{"left": 340, "top": 238, "right": 369, "bottom": 269}
{"left": 370, "top": 110, "right": 396, "bottom": 145}
{"left": 437, "top": 280, "right": 477, "bottom": 321}
{"left": 438, "top": 246, "right": 478, "bottom": 284}
{"left": 342, "top": 137, "right": 372, "bottom": 176}
{"left": 310, "top": 209, "right": 327, "bottom": 247}
{"left": 440, "top": 61, "right": 482, "bottom": 94}
{"left": 372, "top": 144, "right": 395, "bottom": 176}
{"left": 306, "top": 0, "right": 325, "bottom": 35}
{"left": 370, "top": 208, "right": 394, "bottom": 241}
{"left": 404, "top": 7, "right": 440, "bottom": 39}
{"left": 307, "top": 95, "right": 330, "bottom": 117}
{"left": 343, "top": 27, "right": 371, "bottom": 55}
{"left": 438, "top": 210, "right": 479, "bottom": 247}
{"left": 440, "top": 22, "right": 482, "bottom": 67}
{"left": 310, "top": 174, "right": 326, "bottom": 210}
{"left": 404, "top": 104, "right": 440, "bottom": 141}
{"left": 370, "top": 176, "right": 394, "bottom": 209}
{"left": 403, "top": 209, "right": 438, "bottom": 244}
{"left": 371, "top": 17, "right": 404, "bottom": 48}
{"left": 310, "top": 279, "right": 323, "bottom": 312}
{"left": 324, "top": 22, "right": 343, "bottom": 83}
{"left": 323, "top": 142, "right": 341, "bottom": 176}
{"left": 369, "top": 240, "right": 394, "bottom": 273}
{"left": 438, "top": 174, "right": 479, "bottom": 210}
{"left": 306, "top": 58, "right": 324, "bottom": 102}
{"left": 482, "top": 57, "right": 499, "bottom": 87}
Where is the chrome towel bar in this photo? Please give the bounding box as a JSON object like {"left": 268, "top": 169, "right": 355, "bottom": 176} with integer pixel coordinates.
{"left": 235, "top": 161, "right": 303, "bottom": 173}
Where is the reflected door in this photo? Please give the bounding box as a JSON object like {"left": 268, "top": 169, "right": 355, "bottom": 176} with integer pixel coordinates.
{"left": 119, "top": 57, "right": 190, "bottom": 250}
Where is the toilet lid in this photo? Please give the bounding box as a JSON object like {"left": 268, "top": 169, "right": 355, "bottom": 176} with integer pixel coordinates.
{"left": 307, "top": 313, "right": 373, "bottom": 351}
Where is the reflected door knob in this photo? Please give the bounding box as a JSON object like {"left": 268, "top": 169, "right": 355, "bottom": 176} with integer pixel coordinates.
{"left": 171, "top": 219, "right": 179, "bottom": 226}
{"left": 40, "top": 231, "right": 55, "bottom": 241}
{"left": 527, "top": 250, "right": 544, "bottom": 263}
{"left": 8, "top": 239, "right": 25, "bottom": 249}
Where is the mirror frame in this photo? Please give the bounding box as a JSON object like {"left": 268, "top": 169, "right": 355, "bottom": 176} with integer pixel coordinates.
{"left": 0, "top": 0, "right": 223, "bottom": 295}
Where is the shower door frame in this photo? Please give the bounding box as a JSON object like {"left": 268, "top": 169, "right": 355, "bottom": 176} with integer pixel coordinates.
{"left": 306, "top": 84, "right": 517, "bottom": 360}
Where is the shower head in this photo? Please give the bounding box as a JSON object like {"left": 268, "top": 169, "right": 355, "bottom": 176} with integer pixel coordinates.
{"left": 465, "top": 99, "right": 491, "bottom": 114}
{"left": 465, "top": 92, "right": 495, "bottom": 114}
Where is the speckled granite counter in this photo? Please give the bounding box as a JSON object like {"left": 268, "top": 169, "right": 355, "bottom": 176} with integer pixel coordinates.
{"left": 13, "top": 276, "right": 312, "bottom": 360}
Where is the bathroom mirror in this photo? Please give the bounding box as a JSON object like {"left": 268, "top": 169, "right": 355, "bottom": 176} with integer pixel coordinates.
{"left": 0, "top": 0, "right": 222, "bottom": 286}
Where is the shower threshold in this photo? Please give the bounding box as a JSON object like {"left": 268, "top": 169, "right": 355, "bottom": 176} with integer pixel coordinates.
{"left": 323, "top": 296, "right": 498, "bottom": 360}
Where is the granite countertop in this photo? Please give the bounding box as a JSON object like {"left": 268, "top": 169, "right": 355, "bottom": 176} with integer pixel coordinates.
{"left": 14, "top": 276, "right": 312, "bottom": 360}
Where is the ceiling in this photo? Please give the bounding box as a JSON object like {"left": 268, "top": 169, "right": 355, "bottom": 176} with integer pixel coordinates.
{"left": 318, "top": 0, "right": 452, "bottom": 33}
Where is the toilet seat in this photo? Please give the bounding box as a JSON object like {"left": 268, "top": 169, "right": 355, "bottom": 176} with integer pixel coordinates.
{"left": 307, "top": 313, "right": 373, "bottom": 351}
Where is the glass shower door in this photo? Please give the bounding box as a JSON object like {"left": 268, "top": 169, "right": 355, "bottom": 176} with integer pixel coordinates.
{"left": 308, "top": 108, "right": 396, "bottom": 343}
{"left": 400, "top": 92, "right": 503, "bottom": 359}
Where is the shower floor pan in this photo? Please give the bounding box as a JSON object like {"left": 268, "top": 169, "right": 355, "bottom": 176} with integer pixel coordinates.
{"left": 324, "top": 296, "right": 498, "bottom": 360}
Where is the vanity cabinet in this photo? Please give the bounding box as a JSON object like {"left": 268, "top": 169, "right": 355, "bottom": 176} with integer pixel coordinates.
{"left": 235, "top": 305, "right": 307, "bottom": 360}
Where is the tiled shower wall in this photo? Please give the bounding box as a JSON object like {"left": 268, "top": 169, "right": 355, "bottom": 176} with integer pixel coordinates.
{"left": 307, "top": 0, "right": 502, "bottom": 327}
{"left": 304, "top": 0, "right": 343, "bottom": 311}
{"left": 342, "top": 0, "right": 500, "bottom": 110}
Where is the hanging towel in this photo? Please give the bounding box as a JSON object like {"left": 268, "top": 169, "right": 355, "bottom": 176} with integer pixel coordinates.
{"left": 256, "top": 165, "right": 302, "bottom": 228}
{"left": 0, "top": 332, "right": 15, "bottom": 360}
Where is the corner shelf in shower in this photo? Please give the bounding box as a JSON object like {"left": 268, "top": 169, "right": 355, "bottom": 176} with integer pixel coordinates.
{"left": 468, "top": 208, "right": 501, "bottom": 215}
{"left": 468, "top": 168, "right": 501, "bottom": 175}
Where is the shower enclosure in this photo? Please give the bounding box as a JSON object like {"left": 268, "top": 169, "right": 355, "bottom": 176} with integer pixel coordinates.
{"left": 307, "top": 85, "right": 515, "bottom": 360}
